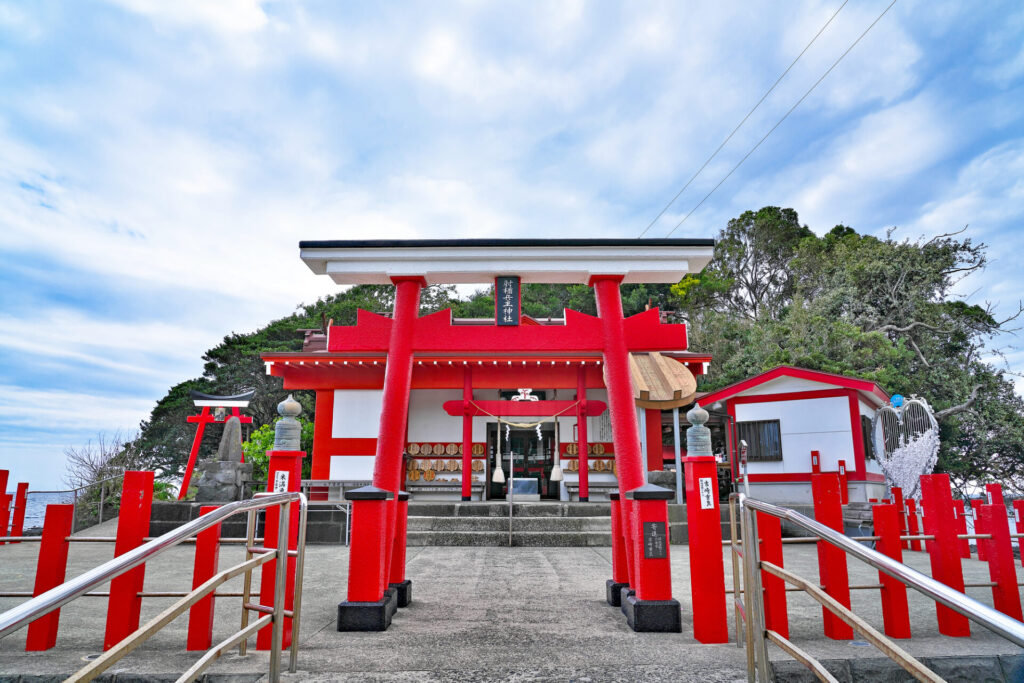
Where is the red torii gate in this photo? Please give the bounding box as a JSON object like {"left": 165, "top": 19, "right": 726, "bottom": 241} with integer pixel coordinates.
{"left": 295, "top": 237, "right": 714, "bottom": 633}
{"left": 178, "top": 390, "right": 254, "bottom": 500}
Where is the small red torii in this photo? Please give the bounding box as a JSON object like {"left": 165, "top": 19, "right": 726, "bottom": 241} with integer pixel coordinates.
{"left": 178, "top": 389, "right": 254, "bottom": 500}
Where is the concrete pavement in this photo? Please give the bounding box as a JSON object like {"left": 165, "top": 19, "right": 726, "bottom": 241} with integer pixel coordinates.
{"left": 1, "top": 517, "right": 1022, "bottom": 681}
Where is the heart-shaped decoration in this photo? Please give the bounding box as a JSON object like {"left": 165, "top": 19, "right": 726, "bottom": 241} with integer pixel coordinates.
{"left": 872, "top": 396, "right": 939, "bottom": 498}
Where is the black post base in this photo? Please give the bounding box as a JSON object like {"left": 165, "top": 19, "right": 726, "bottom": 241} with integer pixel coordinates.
{"left": 606, "top": 580, "right": 629, "bottom": 607}
{"left": 620, "top": 586, "right": 635, "bottom": 616}
{"left": 337, "top": 589, "right": 399, "bottom": 631}
{"left": 579, "top": 496, "right": 589, "bottom": 502}
{"left": 462, "top": 495, "right": 472, "bottom": 501}
{"left": 389, "top": 579, "right": 413, "bottom": 608}
{"left": 623, "top": 594, "right": 682, "bottom": 633}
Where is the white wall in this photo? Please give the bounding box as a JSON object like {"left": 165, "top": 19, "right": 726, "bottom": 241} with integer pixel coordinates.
{"left": 328, "top": 455, "right": 375, "bottom": 480}
{"left": 407, "top": 389, "right": 468, "bottom": 442}
{"left": 739, "top": 396, "right": 855, "bottom": 474}
{"left": 742, "top": 376, "right": 839, "bottom": 396}
{"left": 332, "top": 389, "right": 384, "bottom": 438}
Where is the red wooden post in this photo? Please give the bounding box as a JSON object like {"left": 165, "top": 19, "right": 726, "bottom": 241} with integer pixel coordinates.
{"left": 810, "top": 450, "right": 821, "bottom": 474}
{"left": 606, "top": 492, "right": 631, "bottom": 605}
{"left": 187, "top": 505, "right": 221, "bottom": 651}
{"left": 461, "top": 367, "right": 473, "bottom": 501}
{"left": 685, "top": 456, "right": 727, "bottom": 642}
{"left": 1013, "top": 500, "right": 1024, "bottom": 567}
{"left": 576, "top": 365, "right": 590, "bottom": 502}
{"left": 624, "top": 484, "right": 681, "bottom": 632}
{"left": 24, "top": 504, "right": 74, "bottom": 651}
{"left": 890, "top": 487, "right": 906, "bottom": 551}
{"left": 971, "top": 499, "right": 987, "bottom": 561}
{"left": 388, "top": 491, "right": 412, "bottom": 607}
{"left": 811, "top": 473, "right": 853, "bottom": 639}
{"left": 645, "top": 408, "right": 663, "bottom": 471}
{"left": 919, "top": 473, "right": 970, "bottom": 636}
{"left": 905, "top": 499, "right": 922, "bottom": 551}
{"left": 872, "top": 503, "right": 911, "bottom": 638}
{"left": 837, "top": 459, "right": 849, "bottom": 505}
{"left": 0, "top": 493, "right": 10, "bottom": 546}
{"left": 955, "top": 500, "right": 971, "bottom": 559}
{"left": 257, "top": 449, "right": 304, "bottom": 650}
{"left": 104, "top": 471, "right": 155, "bottom": 650}
{"left": 757, "top": 511, "right": 788, "bottom": 639}
{"left": 0, "top": 469, "right": 11, "bottom": 545}
{"left": 980, "top": 504, "right": 1023, "bottom": 620}
{"left": 986, "top": 483, "right": 1005, "bottom": 506}
{"left": 9, "top": 482, "right": 28, "bottom": 542}
{"left": 338, "top": 487, "right": 394, "bottom": 631}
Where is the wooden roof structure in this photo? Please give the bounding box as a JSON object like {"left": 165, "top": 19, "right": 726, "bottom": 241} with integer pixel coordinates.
{"left": 628, "top": 352, "right": 698, "bottom": 409}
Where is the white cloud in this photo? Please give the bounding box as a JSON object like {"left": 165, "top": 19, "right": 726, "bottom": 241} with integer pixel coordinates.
{"left": 907, "top": 139, "right": 1024, "bottom": 239}
{"left": 731, "top": 93, "right": 952, "bottom": 233}
{"left": 3, "top": 0, "right": 1023, "bottom": 486}
{"left": 104, "top": 0, "right": 268, "bottom": 34}
{"left": 0, "top": 384, "right": 154, "bottom": 432}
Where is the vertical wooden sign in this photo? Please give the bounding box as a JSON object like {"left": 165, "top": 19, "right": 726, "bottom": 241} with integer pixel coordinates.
{"left": 495, "top": 276, "right": 520, "bottom": 326}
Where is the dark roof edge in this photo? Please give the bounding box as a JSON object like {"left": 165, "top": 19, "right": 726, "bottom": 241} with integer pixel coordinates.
{"left": 299, "top": 238, "right": 714, "bottom": 249}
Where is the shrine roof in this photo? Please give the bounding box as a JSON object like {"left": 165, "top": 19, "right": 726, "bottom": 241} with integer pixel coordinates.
{"left": 298, "top": 238, "right": 714, "bottom": 285}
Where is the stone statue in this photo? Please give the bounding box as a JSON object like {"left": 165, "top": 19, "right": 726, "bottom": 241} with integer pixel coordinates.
{"left": 274, "top": 394, "right": 303, "bottom": 451}
{"left": 217, "top": 416, "right": 244, "bottom": 461}
{"left": 685, "top": 403, "right": 712, "bottom": 458}
{"left": 196, "top": 415, "right": 253, "bottom": 502}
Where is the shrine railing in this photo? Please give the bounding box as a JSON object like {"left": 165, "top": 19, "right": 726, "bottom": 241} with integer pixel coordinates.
{"left": 0, "top": 491, "right": 308, "bottom": 683}
{"left": 729, "top": 493, "right": 1024, "bottom": 682}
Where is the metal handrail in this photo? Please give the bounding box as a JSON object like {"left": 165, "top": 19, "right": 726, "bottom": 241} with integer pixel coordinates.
{"left": 741, "top": 495, "right": 1024, "bottom": 647}
{"left": 26, "top": 474, "right": 126, "bottom": 496}
{"left": 0, "top": 491, "right": 307, "bottom": 682}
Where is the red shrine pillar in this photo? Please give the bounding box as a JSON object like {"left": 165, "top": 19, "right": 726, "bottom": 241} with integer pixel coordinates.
{"left": 338, "top": 276, "right": 423, "bottom": 631}
{"left": 591, "top": 275, "right": 680, "bottom": 632}
{"left": 576, "top": 366, "right": 590, "bottom": 502}
{"left": 461, "top": 367, "right": 474, "bottom": 501}
{"left": 645, "top": 409, "right": 663, "bottom": 471}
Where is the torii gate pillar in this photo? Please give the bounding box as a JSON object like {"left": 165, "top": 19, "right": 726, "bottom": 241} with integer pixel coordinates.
{"left": 592, "top": 275, "right": 681, "bottom": 632}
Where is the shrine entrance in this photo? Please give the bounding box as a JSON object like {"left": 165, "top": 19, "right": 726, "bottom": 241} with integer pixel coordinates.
{"left": 487, "top": 424, "right": 558, "bottom": 501}
{"left": 277, "top": 237, "right": 715, "bottom": 634}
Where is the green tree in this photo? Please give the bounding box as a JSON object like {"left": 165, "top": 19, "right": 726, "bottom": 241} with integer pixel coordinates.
{"left": 677, "top": 210, "right": 1024, "bottom": 493}
{"left": 241, "top": 418, "right": 315, "bottom": 483}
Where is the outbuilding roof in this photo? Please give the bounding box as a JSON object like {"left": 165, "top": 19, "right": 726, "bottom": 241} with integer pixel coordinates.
{"left": 697, "top": 365, "right": 890, "bottom": 407}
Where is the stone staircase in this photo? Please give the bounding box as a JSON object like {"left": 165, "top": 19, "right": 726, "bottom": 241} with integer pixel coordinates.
{"left": 404, "top": 501, "right": 731, "bottom": 547}
{"left": 407, "top": 501, "right": 612, "bottom": 546}
{"left": 149, "top": 499, "right": 734, "bottom": 546}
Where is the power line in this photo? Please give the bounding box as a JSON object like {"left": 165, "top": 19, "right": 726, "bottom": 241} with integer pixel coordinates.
{"left": 665, "top": 0, "right": 899, "bottom": 237}
{"left": 639, "top": 0, "right": 849, "bottom": 237}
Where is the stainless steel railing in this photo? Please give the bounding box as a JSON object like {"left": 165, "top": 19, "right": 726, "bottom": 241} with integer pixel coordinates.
{"left": 0, "top": 491, "right": 308, "bottom": 683}
{"left": 731, "top": 492, "right": 1024, "bottom": 682}
{"left": 26, "top": 474, "right": 126, "bottom": 533}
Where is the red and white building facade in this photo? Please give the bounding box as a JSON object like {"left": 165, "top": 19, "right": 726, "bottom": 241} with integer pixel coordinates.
{"left": 263, "top": 240, "right": 890, "bottom": 508}
{"left": 700, "top": 366, "right": 890, "bottom": 504}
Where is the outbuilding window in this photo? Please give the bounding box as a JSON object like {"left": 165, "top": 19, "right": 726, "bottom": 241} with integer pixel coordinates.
{"left": 861, "top": 415, "right": 875, "bottom": 460}
{"left": 737, "top": 419, "right": 783, "bottom": 462}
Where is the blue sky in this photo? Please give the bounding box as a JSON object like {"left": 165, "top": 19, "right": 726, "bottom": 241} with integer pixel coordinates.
{"left": 2, "top": 0, "right": 1023, "bottom": 488}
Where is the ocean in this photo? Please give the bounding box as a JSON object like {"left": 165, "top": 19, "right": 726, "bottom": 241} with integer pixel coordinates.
{"left": 6, "top": 491, "right": 77, "bottom": 533}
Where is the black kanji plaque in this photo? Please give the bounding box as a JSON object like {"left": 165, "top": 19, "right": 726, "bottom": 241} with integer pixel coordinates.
{"left": 643, "top": 521, "right": 667, "bottom": 559}
{"left": 496, "top": 276, "right": 520, "bottom": 326}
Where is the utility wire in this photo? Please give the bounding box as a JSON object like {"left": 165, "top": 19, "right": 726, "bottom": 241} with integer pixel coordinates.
{"left": 639, "top": 0, "right": 849, "bottom": 237}
{"left": 665, "top": 0, "right": 899, "bottom": 237}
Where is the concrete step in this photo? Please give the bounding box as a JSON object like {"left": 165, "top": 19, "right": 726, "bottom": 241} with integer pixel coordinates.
{"left": 406, "top": 530, "right": 612, "bottom": 547}
{"left": 408, "top": 501, "right": 613, "bottom": 517}
{"left": 407, "top": 516, "right": 612, "bottom": 532}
